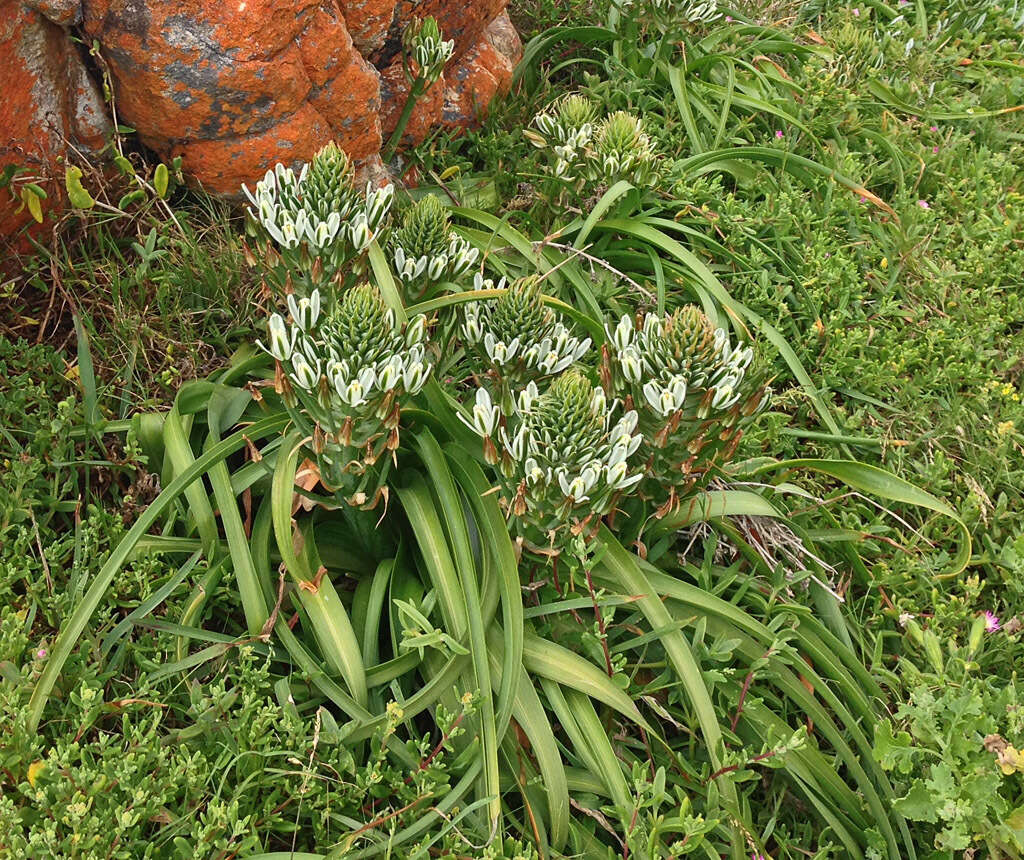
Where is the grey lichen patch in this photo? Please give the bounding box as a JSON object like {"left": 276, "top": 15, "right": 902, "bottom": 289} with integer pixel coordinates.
{"left": 25, "top": 0, "right": 82, "bottom": 28}
{"left": 163, "top": 15, "right": 240, "bottom": 67}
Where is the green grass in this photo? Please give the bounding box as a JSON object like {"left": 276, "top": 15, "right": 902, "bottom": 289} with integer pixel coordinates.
{"left": 2, "top": 0, "right": 1024, "bottom": 856}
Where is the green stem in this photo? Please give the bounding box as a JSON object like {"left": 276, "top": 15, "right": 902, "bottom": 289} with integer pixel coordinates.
{"left": 383, "top": 76, "right": 427, "bottom": 163}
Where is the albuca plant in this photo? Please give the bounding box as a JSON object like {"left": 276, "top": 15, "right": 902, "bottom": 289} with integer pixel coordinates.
{"left": 402, "top": 16, "right": 455, "bottom": 86}
{"left": 243, "top": 142, "right": 394, "bottom": 297}
{"left": 624, "top": 0, "right": 722, "bottom": 30}
{"left": 525, "top": 94, "right": 598, "bottom": 179}
{"left": 462, "top": 369, "right": 642, "bottom": 549}
{"left": 461, "top": 273, "right": 591, "bottom": 390}
{"left": 25, "top": 84, "right": 976, "bottom": 857}
{"left": 390, "top": 195, "right": 479, "bottom": 299}
{"left": 383, "top": 17, "right": 455, "bottom": 161}
{"left": 260, "top": 284, "right": 431, "bottom": 506}
{"left": 528, "top": 96, "right": 658, "bottom": 188}
{"left": 591, "top": 111, "right": 658, "bottom": 185}
{"left": 602, "top": 306, "right": 766, "bottom": 513}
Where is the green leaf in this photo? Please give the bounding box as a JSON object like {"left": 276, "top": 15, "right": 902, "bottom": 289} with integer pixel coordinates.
{"left": 71, "top": 309, "right": 100, "bottom": 430}
{"left": 154, "top": 162, "right": 169, "bottom": 198}
{"left": 892, "top": 781, "right": 939, "bottom": 824}
{"left": 752, "top": 459, "right": 971, "bottom": 575}
{"left": 23, "top": 187, "right": 43, "bottom": 223}
{"left": 874, "top": 721, "right": 916, "bottom": 774}
{"left": 118, "top": 189, "right": 147, "bottom": 209}
{"left": 113, "top": 155, "right": 135, "bottom": 176}
{"left": 64, "top": 166, "right": 95, "bottom": 209}
{"left": 26, "top": 414, "right": 289, "bottom": 732}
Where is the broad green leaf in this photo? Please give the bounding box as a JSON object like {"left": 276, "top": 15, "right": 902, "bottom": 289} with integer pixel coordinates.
{"left": 154, "top": 162, "right": 169, "bottom": 198}
{"left": 64, "top": 165, "right": 95, "bottom": 209}
{"left": 892, "top": 781, "right": 939, "bottom": 824}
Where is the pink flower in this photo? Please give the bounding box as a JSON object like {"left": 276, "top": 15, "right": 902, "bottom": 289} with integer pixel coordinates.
{"left": 36, "top": 648, "right": 47, "bottom": 659}
{"left": 932, "top": 146, "right": 939, "bottom": 154}
{"left": 917, "top": 200, "right": 930, "bottom": 209}
{"left": 985, "top": 611, "right": 1001, "bottom": 633}
{"left": 930, "top": 125, "right": 938, "bottom": 132}
{"left": 725, "top": 15, "right": 733, "bottom": 21}
{"left": 853, "top": 7, "right": 860, "bottom": 15}
{"left": 775, "top": 130, "right": 784, "bottom": 139}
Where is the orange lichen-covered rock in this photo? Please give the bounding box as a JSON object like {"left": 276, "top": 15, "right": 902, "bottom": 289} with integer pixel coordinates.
{"left": 1, "top": 2, "right": 110, "bottom": 254}
{"left": 336, "top": 0, "right": 397, "bottom": 55}
{"left": 2, "top": 0, "right": 521, "bottom": 242}
{"left": 443, "top": 12, "right": 521, "bottom": 128}
{"left": 296, "top": 3, "right": 383, "bottom": 164}
{"left": 167, "top": 104, "right": 334, "bottom": 196}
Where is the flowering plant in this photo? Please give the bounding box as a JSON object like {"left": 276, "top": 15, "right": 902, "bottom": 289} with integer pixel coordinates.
{"left": 462, "top": 369, "right": 642, "bottom": 548}
{"left": 527, "top": 96, "right": 659, "bottom": 188}
{"left": 461, "top": 274, "right": 591, "bottom": 389}
{"left": 602, "top": 306, "right": 766, "bottom": 512}
{"left": 259, "top": 285, "right": 431, "bottom": 506}
{"left": 243, "top": 142, "right": 394, "bottom": 297}
{"left": 390, "top": 195, "right": 478, "bottom": 299}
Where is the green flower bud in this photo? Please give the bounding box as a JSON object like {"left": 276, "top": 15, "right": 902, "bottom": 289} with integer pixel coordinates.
{"left": 556, "top": 94, "right": 597, "bottom": 130}
{"left": 597, "top": 111, "right": 648, "bottom": 156}
{"left": 662, "top": 305, "right": 720, "bottom": 371}
{"left": 968, "top": 614, "right": 986, "bottom": 655}
{"left": 394, "top": 195, "right": 452, "bottom": 260}
{"left": 304, "top": 141, "right": 359, "bottom": 220}
{"left": 923, "top": 629, "right": 945, "bottom": 674}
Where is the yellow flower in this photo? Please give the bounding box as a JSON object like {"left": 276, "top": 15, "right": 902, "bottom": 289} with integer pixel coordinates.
{"left": 997, "top": 420, "right": 1014, "bottom": 436}
{"left": 880, "top": 257, "right": 888, "bottom": 269}
{"left": 27, "top": 760, "right": 46, "bottom": 787}
{"left": 998, "top": 745, "right": 1024, "bottom": 775}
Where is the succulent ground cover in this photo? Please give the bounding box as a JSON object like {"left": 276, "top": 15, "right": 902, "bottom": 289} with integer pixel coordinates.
{"left": 1, "top": 1, "right": 1023, "bottom": 857}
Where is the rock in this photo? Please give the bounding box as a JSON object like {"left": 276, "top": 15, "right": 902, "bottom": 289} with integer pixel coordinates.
{"left": 443, "top": 12, "right": 521, "bottom": 129}
{"left": 76, "top": 0, "right": 520, "bottom": 195}
{"left": 1, "top": 2, "right": 110, "bottom": 253}
{"left": 1, "top": 0, "right": 520, "bottom": 246}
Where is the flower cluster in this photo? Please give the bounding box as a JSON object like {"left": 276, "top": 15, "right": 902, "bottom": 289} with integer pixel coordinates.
{"left": 461, "top": 274, "right": 591, "bottom": 387}
{"left": 462, "top": 370, "right": 642, "bottom": 547}
{"left": 527, "top": 95, "right": 598, "bottom": 179}
{"left": 243, "top": 142, "right": 394, "bottom": 296}
{"left": 260, "top": 285, "right": 431, "bottom": 505}
{"left": 402, "top": 17, "right": 454, "bottom": 84}
{"left": 651, "top": 0, "right": 720, "bottom": 25}
{"left": 602, "top": 306, "right": 766, "bottom": 511}
{"left": 591, "top": 112, "right": 657, "bottom": 185}
{"left": 527, "top": 97, "right": 658, "bottom": 186}
{"left": 616, "top": 0, "right": 721, "bottom": 28}
{"left": 390, "top": 195, "right": 478, "bottom": 298}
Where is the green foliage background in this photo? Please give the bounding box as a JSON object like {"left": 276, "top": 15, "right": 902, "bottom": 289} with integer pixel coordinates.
{"left": 2, "top": 0, "right": 1023, "bottom": 857}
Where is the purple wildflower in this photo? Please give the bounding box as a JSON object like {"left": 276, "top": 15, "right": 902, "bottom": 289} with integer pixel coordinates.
{"left": 775, "top": 130, "right": 784, "bottom": 139}
{"left": 36, "top": 648, "right": 47, "bottom": 659}
{"left": 917, "top": 200, "right": 930, "bottom": 209}
{"left": 985, "top": 611, "right": 1001, "bottom": 633}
